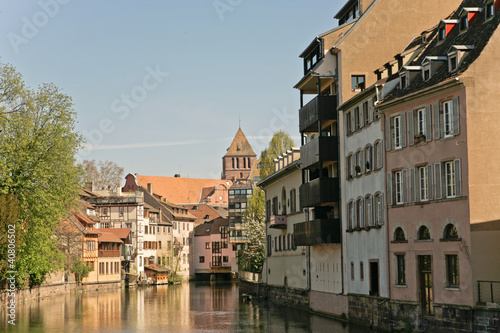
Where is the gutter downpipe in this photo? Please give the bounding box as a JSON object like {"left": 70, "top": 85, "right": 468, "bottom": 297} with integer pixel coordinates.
{"left": 334, "top": 51, "right": 345, "bottom": 296}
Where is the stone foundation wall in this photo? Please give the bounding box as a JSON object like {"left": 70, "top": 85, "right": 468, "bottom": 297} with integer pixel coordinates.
{"left": 0, "top": 281, "right": 122, "bottom": 307}
{"left": 310, "top": 290, "right": 349, "bottom": 319}
{"left": 239, "top": 280, "right": 309, "bottom": 310}
{"left": 348, "top": 294, "right": 500, "bottom": 332}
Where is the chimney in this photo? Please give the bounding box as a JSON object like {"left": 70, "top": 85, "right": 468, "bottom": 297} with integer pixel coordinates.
{"left": 147, "top": 183, "right": 153, "bottom": 194}
{"left": 174, "top": 174, "right": 181, "bottom": 178}
{"left": 116, "top": 185, "right": 122, "bottom": 197}
{"left": 85, "top": 181, "right": 93, "bottom": 192}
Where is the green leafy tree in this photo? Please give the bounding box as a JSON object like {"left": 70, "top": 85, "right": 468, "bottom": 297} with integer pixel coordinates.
{"left": 239, "top": 188, "right": 265, "bottom": 273}
{"left": 70, "top": 257, "right": 92, "bottom": 283}
{"left": 0, "top": 62, "right": 83, "bottom": 288}
{"left": 259, "top": 130, "right": 295, "bottom": 179}
{"left": 78, "top": 159, "right": 125, "bottom": 190}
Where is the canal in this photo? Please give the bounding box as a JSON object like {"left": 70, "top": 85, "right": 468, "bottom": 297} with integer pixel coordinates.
{"left": 1, "top": 282, "right": 372, "bottom": 332}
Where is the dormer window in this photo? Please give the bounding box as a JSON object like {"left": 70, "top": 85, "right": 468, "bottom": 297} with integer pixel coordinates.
{"left": 486, "top": 0, "right": 495, "bottom": 19}
{"left": 460, "top": 15, "right": 468, "bottom": 31}
{"left": 400, "top": 72, "right": 407, "bottom": 89}
{"left": 449, "top": 54, "right": 458, "bottom": 71}
{"left": 422, "top": 62, "right": 431, "bottom": 81}
{"left": 438, "top": 25, "right": 446, "bottom": 41}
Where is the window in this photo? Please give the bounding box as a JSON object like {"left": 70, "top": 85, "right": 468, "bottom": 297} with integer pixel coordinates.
{"left": 102, "top": 207, "right": 108, "bottom": 216}
{"left": 355, "top": 150, "right": 363, "bottom": 175}
{"left": 365, "top": 195, "right": 372, "bottom": 227}
{"left": 267, "top": 235, "right": 272, "bottom": 257}
{"left": 395, "top": 171, "right": 403, "bottom": 204}
{"left": 417, "top": 226, "right": 431, "bottom": 240}
{"left": 360, "top": 262, "right": 364, "bottom": 281}
{"left": 444, "top": 224, "right": 459, "bottom": 240}
{"left": 459, "top": 14, "right": 468, "bottom": 31}
{"left": 394, "top": 227, "right": 406, "bottom": 241}
{"left": 351, "top": 262, "right": 355, "bottom": 280}
{"left": 438, "top": 25, "right": 446, "bottom": 41}
{"left": 419, "top": 166, "right": 429, "bottom": 201}
{"left": 145, "top": 226, "right": 148, "bottom": 234}
{"left": 423, "top": 65, "right": 430, "bottom": 81}
{"left": 416, "top": 108, "right": 426, "bottom": 138}
{"left": 394, "top": 116, "right": 403, "bottom": 149}
{"left": 356, "top": 198, "right": 363, "bottom": 228}
{"left": 374, "top": 193, "right": 384, "bottom": 225}
{"left": 446, "top": 255, "right": 459, "bottom": 287}
{"left": 205, "top": 242, "right": 210, "bottom": 249}
{"left": 445, "top": 161, "right": 456, "bottom": 198}
{"left": 346, "top": 110, "right": 352, "bottom": 135}
{"left": 365, "top": 145, "right": 372, "bottom": 172}
{"left": 396, "top": 255, "right": 406, "bottom": 285}
{"left": 449, "top": 54, "right": 457, "bottom": 71}
{"left": 223, "top": 256, "right": 229, "bottom": 263}
{"left": 443, "top": 100, "right": 454, "bottom": 137}
{"left": 352, "top": 75, "right": 365, "bottom": 91}
{"left": 347, "top": 153, "right": 353, "bottom": 179}
{"left": 290, "top": 188, "right": 297, "bottom": 213}
{"left": 363, "top": 101, "right": 369, "bottom": 125}
{"left": 119, "top": 207, "right": 124, "bottom": 217}
{"left": 354, "top": 107, "right": 360, "bottom": 130}
{"left": 486, "top": 1, "right": 495, "bottom": 19}
{"left": 272, "top": 197, "right": 278, "bottom": 216}
{"left": 347, "top": 201, "right": 355, "bottom": 229}
{"left": 400, "top": 73, "right": 407, "bottom": 89}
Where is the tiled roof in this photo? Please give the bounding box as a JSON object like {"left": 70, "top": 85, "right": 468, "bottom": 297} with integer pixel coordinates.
{"left": 97, "top": 230, "right": 123, "bottom": 243}
{"left": 144, "top": 264, "right": 169, "bottom": 273}
{"left": 224, "top": 128, "right": 256, "bottom": 157}
{"left": 98, "top": 228, "right": 131, "bottom": 240}
{"left": 184, "top": 204, "right": 225, "bottom": 226}
{"left": 136, "top": 175, "right": 232, "bottom": 205}
{"left": 382, "top": 0, "right": 500, "bottom": 103}
{"left": 193, "top": 217, "right": 229, "bottom": 236}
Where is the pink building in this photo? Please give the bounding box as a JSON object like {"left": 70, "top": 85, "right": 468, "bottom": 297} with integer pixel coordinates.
{"left": 193, "top": 218, "right": 237, "bottom": 280}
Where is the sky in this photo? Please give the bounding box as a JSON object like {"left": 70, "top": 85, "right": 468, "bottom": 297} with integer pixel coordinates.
{"left": 0, "top": 0, "right": 344, "bottom": 180}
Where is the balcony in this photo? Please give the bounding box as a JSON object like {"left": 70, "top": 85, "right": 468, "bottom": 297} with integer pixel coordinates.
{"left": 299, "top": 95, "right": 337, "bottom": 133}
{"left": 270, "top": 215, "right": 287, "bottom": 229}
{"left": 98, "top": 250, "right": 121, "bottom": 257}
{"left": 301, "top": 136, "right": 338, "bottom": 169}
{"left": 293, "top": 218, "right": 341, "bottom": 246}
{"left": 300, "top": 177, "right": 339, "bottom": 208}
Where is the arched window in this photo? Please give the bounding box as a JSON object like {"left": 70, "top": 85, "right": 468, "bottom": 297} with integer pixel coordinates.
{"left": 232, "top": 158, "right": 235, "bottom": 169}
{"left": 394, "top": 227, "right": 406, "bottom": 241}
{"left": 248, "top": 158, "right": 251, "bottom": 168}
{"left": 237, "top": 158, "right": 239, "bottom": 169}
{"left": 417, "top": 226, "right": 431, "bottom": 240}
{"left": 444, "top": 224, "right": 459, "bottom": 239}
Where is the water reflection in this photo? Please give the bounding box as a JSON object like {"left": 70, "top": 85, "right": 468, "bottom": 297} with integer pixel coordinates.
{"left": 1, "top": 282, "right": 370, "bottom": 332}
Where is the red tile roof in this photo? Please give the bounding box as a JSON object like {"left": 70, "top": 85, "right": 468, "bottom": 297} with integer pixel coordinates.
{"left": 98, "top": 228, "right": 131, "bottom": 240}
{"left": 136, "top": 175, "right": 232, "bottom": 205}
{"left": 97, "top": 231, "right": 123, "bottom": 243}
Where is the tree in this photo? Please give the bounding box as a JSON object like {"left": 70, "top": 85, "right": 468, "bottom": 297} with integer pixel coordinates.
{"left": 238, "top": 188, "right": 265, "bottom": 273}
{"left": 78, "top": 159, "right": 125, "bottom": 190}
{"left": 0, "top": 62, "right": 83, "bottom": 288}
{"left": 259, "top": 130, "right": 295, "bottom": 179}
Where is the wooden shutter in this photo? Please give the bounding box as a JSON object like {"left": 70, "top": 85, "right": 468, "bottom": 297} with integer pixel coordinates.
{"left": 433, "top": 103, "right": 440, "bottom": 140}
{"left": 402, "top": 169, "right": 408, "bottom": 203}
{"left": 453, "top": 96, "right": 460, "bottom": 136}
{"left": 380, "top": 195, "right": 385, "bottom": 224}
{"left": 387, "top": 172, "right": 393, "bottom": 206}
{"left": 427, "top": 164, "right": 434, "bottom": 200}
{"left": 455, "top": 159, "right": 462, "bottom": 197}
{"left": 350, "top": 110, "right": 355, "bottom": 133}
{"left": 401, "top": 113, "right": 407, "bottom": 148}
{"left": 385, "top": 118, "right": 392, "bottom": 151}
{"left": 425, "top": 105, "right": 432, "bottom": 141}
{"left": 410, "top": 167, "right": 416, "bottom": 203}
{"left": 368, "top": 98, "right": 374, "bottom": 123}
{"left": 378, "top": 141, "right": 383, "bottom": 169}
{"left": 361, "top": 198, "right": 365, "bottom": 227}
{"left": 345, "top": 111, "right": 350, "bottom": 135}
{"left": 435, "top": 163, "right": 442, "bottom": 199}
{"left": 361, "top": 150, "right": 365, "bottom": 174}
{"left": 408, "top": 110, "right": 414, "bottom": 146}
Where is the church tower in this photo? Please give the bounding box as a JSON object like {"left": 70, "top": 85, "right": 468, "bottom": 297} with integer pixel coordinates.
{"left": 222, "top": 128, "right": 257, "bottom": 181}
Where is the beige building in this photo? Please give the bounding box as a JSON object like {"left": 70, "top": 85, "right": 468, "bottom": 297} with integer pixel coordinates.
{"left": 259, "top": 148, "right": 308, "bottom": 290}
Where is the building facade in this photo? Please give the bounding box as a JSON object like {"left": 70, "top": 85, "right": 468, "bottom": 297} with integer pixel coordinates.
{"left": 222, "top": 128, "right": 257, "bottom": 181}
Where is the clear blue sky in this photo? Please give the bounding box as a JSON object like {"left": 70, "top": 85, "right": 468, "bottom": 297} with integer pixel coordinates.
{"left": 1, "top": 0, "right": 343, "bottom": 179}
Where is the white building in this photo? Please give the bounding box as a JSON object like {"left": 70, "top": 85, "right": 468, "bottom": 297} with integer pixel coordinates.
{"left": 259, "top": 148, "right": 309, "bottom": 290}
